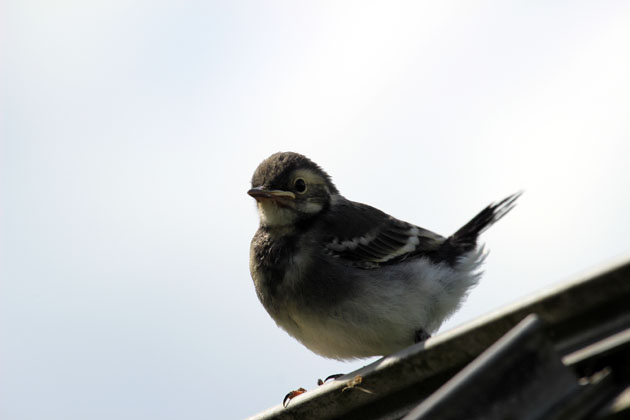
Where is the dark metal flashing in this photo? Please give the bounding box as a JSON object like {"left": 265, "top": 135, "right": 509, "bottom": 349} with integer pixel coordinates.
{"left": 403, "top": 315, "right": 623, "bottom": 420}
{"left": 247, "top": 256, "right": 630, "bottom": 420}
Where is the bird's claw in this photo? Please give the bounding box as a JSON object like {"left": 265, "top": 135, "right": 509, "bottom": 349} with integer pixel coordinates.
{"left": 316, "top": 373, "right": 344, "bottom": 385}
{"left": 282, "top": 387, "right": 306, "bottom": 408}
{"left": 283, "top": 373, "right": 344, "bottom": 407}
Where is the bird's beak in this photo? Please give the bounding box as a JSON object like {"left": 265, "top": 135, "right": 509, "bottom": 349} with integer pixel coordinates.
{"left": 248, "top": 187, "right": 296, "bottom": 202}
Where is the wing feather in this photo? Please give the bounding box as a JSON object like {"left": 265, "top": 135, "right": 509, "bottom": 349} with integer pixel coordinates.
{"left": 321, "top": 198, "right": 444, "bottom": 267}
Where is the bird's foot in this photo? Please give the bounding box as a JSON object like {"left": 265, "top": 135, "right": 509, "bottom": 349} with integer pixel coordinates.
{"left": 282, "top": 373, "right": 345, "bottom": 407}
{"left": 282, "top": 388, "right": 307, "bottom": 408}
{"left": 316, "top": 373, "right": 344, "bottom": 386}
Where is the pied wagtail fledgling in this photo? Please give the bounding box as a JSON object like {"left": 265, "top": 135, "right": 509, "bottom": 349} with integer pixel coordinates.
{"left": 248, "top": 152, "right": 520, "bottom": 360}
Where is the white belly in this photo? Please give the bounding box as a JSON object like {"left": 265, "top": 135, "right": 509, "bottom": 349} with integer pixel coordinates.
{"left": 273, "top": 249, "right": 485, "bottom": 360}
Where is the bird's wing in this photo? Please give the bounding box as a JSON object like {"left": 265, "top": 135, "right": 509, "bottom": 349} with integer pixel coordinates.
{"left": 320, "top": 198, "right": 445, "bottom": 268}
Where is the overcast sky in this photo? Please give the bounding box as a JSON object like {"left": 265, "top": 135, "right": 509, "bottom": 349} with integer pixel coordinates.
{"left": 2, "top": 1, "right": 630, "bottom": 419}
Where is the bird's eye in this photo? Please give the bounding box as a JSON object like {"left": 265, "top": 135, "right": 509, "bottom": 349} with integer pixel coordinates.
{"left": 294, "top": 178, "right": 307, "bottom": 193}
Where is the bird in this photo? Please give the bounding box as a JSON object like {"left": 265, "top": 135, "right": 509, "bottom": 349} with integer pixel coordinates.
{"left": 248, "top": 152, "right": 520, "bottom": 360}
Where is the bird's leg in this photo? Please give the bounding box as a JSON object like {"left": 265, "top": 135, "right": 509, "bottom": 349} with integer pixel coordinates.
{"left": 414, "top": 328, "right": 431, "bottom": 343}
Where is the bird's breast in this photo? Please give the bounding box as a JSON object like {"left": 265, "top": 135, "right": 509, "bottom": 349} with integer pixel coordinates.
{"left": 249, "top": 229, "right": 299, "bottom": 312}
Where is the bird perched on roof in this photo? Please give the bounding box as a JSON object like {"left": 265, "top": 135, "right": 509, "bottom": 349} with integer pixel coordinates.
{"left": 248, "top": 152, "right": 520, "bottom": 360}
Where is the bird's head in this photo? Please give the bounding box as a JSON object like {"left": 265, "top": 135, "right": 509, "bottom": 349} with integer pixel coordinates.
{"left": 248, "top": 152, "right": 338, "bottom": 228}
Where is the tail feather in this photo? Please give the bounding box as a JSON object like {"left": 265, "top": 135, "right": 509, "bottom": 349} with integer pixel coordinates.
{"left": 452, "top": 191, "right": 522, "bottom": 246}
{"left": 435, "top": 191, "right": 522, "bottom": 265}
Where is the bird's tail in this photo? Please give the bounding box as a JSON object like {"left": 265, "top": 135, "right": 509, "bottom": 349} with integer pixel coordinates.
{"left": 450, "top": 191, "right": 522, "bottom": 252}
{"left": 434, "top": 191, "right": 521, "bottom": 266}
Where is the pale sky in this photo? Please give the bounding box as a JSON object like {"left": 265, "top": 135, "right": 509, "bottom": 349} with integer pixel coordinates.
{"left": 2, "top": 1, "right": 630, "bottom": 419}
